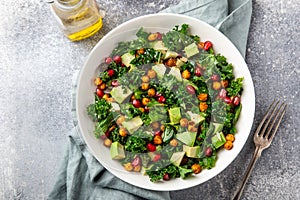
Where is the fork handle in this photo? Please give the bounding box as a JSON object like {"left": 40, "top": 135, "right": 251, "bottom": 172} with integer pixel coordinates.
{"left": 232, "top": 147, "right": 263, "bottom": 200}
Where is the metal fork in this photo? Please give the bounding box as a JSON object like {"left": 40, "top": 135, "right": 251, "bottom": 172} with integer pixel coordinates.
{"left": 232, "top": 100, "right": 287, "bottom": 200}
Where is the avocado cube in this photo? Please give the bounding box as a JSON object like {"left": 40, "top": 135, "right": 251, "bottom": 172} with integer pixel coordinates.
{"left": 121, "top": 53, "right": 135, "bottom": 67}
{"left": 110, "top": 86, "right": 133, "bottom": 104}
{"left": 168, "top": 107, "right": 181, "bottom": 125}
{"left": 164, "top": 50, "right": 179, "bottom": 59}
{"left": 211, "top": 132, "right": 226, "bottom": 149}
{"left": 176, "top": 131, "right": 197, "bottom": 146}
{"left": 184, "top": 43, "right": 199, "bottom": 58}
{"left": 152, "top": 64, "right": 166, "bottom": 79}
{"left": 168, "top": 67, "right": 182, "bottom": 82}
{"left": 122, "top": 116, "right": 143, "bottom": 134}
{"left": 110, "top": 142, "right": 125, "bottom": 160}
{"left": 183, "top": 145, "right": 201, "bottom": 158}
{"left": 170, "top": 152, "right": 186, "bottom": 167}
{"left": 187, "top": 111, "right": 205, "bottom": 125}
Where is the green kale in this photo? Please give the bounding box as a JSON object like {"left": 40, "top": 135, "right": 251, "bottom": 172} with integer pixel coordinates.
{"left": 130, "top": 48, "right": 162, "bottom": 66}
{"left": 125, "top": 136, "right": 147, "bottom": 153}
{"left": 146, "top": 164, "right": 180, "bottom": 182}
{"left": 226, "top": 77, "right": 244, "bottom": 96}
{"left": 136, "top": 27, "right": 149, "bottom": 40}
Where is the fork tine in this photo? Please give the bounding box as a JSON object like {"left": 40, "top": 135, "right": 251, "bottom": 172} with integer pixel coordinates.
{"left": 259, "top": 101, "right": 280, "bottom": 137}
{"left": 263, "top": 102, "right": 286, "bottom": 139}
{"left": 254, "top": 100, "right": 277, "bottom": 137}
{"left": 268, "top": 104, "right": 287, "bottom": 142}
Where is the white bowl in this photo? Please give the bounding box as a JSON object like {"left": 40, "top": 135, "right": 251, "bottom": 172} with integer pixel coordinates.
{"left": 75, "top": 13, "right": 255, "bottom": 191}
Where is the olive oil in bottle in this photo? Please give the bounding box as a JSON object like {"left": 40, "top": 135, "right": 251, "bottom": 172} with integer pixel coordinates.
{"left": 50, "top": 0, "right": 102, "bottom": 41}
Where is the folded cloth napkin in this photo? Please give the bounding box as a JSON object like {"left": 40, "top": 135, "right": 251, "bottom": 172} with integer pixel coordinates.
{"left": 48, "top": 0, "right": 252, "bottom": 199}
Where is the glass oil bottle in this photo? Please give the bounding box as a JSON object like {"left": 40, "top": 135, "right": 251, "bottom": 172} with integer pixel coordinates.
{"left": 50, "top": 0, "right": 103, "bottom": 41}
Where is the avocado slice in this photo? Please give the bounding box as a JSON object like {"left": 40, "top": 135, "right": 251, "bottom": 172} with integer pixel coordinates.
{"left": 122, "top": 116, "right": 143, "bottom": 134}
{"left": 152, "top": 64, "right": 166, "bottom": 79}
{"left": 168, "top": 107, "right": 181, "bottom": 125}
{"left": 110, "top": 86, "right": 133, "bottom": 104}
{"left": 176, "top": 131, "right": 197, "bottom": 146}
{"left": 168, "top": 67, "right": 182, "bottom": 82}
{"left": 187, "top": 111, "right": 205, "bottom": 125}
{"left": 121, "top": 53, "right": 135, "bottom": 67}
{"left": 211, "top": 132, "right": 226, "bottom": 149}
{"left": 110, "top": 142, "right": 125, "bottom": 160}
{"left": 184, "top": 43, "right": 199, "bottom": 58}
{"left": 170, "top": 152, "right": 186, "bottom": 167}
{"left": 183, "top": 145, "right": 201, "bottom": 158}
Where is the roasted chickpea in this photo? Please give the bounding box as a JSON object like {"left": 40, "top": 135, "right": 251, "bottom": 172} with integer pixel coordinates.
{"left": 147, "top": 88, "right": 156, "bottom": 97}
{"left": 226, "top": 134, "right": 235, "bottom": 142}
{"left": 138, "top": 107, "right": 145, "bottom": 112}
{"left": 108, "top": 125, "right": 116, "bottom": 133}
{"left": 224, "top": 141, "right": 233, "bottom": 150}
{"left": 99, "top": 83, "right": 106, "bottom": 90}
{"left": 103, "top": 94, "right": 110, "bottom": 100}
{"left": 153, "top": 135, "right": 163, "bottom": 145}
{"left": 160, "top": 125, "right": 165, "bottom": 131}
{"left": 169, "top": 139, "right": 178, "bottom": 147}
{"left": 148, "top": 33, "right": 158, "bottom": 41}
{"left": 191, "top": 163, "right": 202, "bottom": 174}
{"left": 104, "top": 138, "right": 112, "bottom": 147}
{"left": 198, "top": 93, "right": 208, "bottom": 101}
{"left": 141, "top": 83, "right": 149, "bottom": 90}
{"left": 133, "top": 165, "right": 141, "bottom": 172}
{"left": 94, "top": 77, "right": 102, "bottom": 86}
{"left": 116, "top": 115, "right": 125, "bottom": 125}
{"left": 151, "top": 122, "right": 160, "bottom": 130}
{"left": 212, "top": 81, "right": 221, "bottom": 90}
{"left": 137, "top": 48, "right": 145, "bottom": 55}
{"left": 147, "top": 69, "right": 157, "bottom": 78}
{"left": 188, "top": 125, "right": 197, "bottom": 132}
{"left": 165, "top": 58, "right": 176, "bottom": 67}
{"left": 197, "top": 42, "right": 204, "bottom": 49}
{"left": 182, "top": 70, "right": 191, "bottom": 79}
{"left": 141, "top": 75, "right": 150, "bottom": 83}
{"left": 142, "top": 97, "right": 150, "bottom": 106}
{"left": 180, "top": 118, "right": 189, "bottom": 128}
{"left": 221, "top": 80, "right": 229, "bottom": 88}
{"left": 119, "top": 127, "right": 128, "bottom": 137}
{"left": 123, "top": 162, "right": 133, "bottom": 171}
{"left": 130, "top": 95, "right": 135, "bottom": 101}
{"left": 199, "top": 102, "right": 208, "bottom": 112}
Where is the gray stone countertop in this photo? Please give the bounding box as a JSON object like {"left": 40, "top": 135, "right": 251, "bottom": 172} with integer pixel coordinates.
{"left": 0, "top": 0, "right": 299, "bottom": 199}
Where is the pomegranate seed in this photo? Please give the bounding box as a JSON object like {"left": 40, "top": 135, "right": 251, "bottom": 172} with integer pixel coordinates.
{"left": 113, "top": 55, "right": 122, "bottom": 63}
{"left": 107, "top": 69, "right": 114, "bottom": 77}
{"left": 154, "top": 130, "right": 162, "bottom": 136}
{"left": 195, "top": 67, "right": 202, "bottom": 76}
{"left": 156, "top": 32, "right": 162, "bottom": 40}
{"left": 155, "top": 92, "right": 162, "bottom": 98}
{"left": 218, "top": 89, "right": 227, "bottom": 99}
{"left": 186, "top": 85, "right": 195, "bottom": 94}
{"left": 132, "top": 99, "right": 141, "bottom": 108}
{"left": 224, "top": 96, "right": 232, "bottom": 104}
{"left": 153, "top": 154, "right": 161, "bottom": 162}
{"left": 158, "top": 96, "right": 166, "bottom": 103}
{"left": 144, "top": 106, "right": 149, "bottom": 113}
{"left": 163, "top": 173, "right": 170, "bottom": 181}
{"left": 105, "top": 57, "right": 112, "bottom": 64}
{"left": 132, "top": 156, "right": 141, "bottom": 167}
{"left": 147, "top": 143, "right": 156, "bottom": 152}
{"left": 96, "top": 88, "right": 104, "bottom": 98}
{"left": 233, "top": 96, "right": 240, "bottom": 106}
{"left": 211, "top": 74, "right": 219, "bottom": 81}
{"left": 105, "top": 130, "right": 110, "bottom": 138}
{"left": 205, "top": 147, "right": 212, "bottom": 157}
{"left": 111, "top": 80, "right": 119, "bottom": 87}
{"left": 204, "top": 41, "right": 213, "bottom": 51}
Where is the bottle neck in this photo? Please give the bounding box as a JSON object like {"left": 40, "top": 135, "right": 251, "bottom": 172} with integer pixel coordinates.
{"left": 54, "top": 0, "right": 84, "bottom": 10}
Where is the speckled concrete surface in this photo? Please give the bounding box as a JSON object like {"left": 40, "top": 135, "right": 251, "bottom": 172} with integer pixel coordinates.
{"left": 0, "top": 0, "right": 299, "bottom": 199}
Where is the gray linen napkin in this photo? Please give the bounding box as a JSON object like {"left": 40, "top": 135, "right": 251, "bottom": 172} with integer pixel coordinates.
{"left": 48, "top": 0, "right": 252, "bottom": 199}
